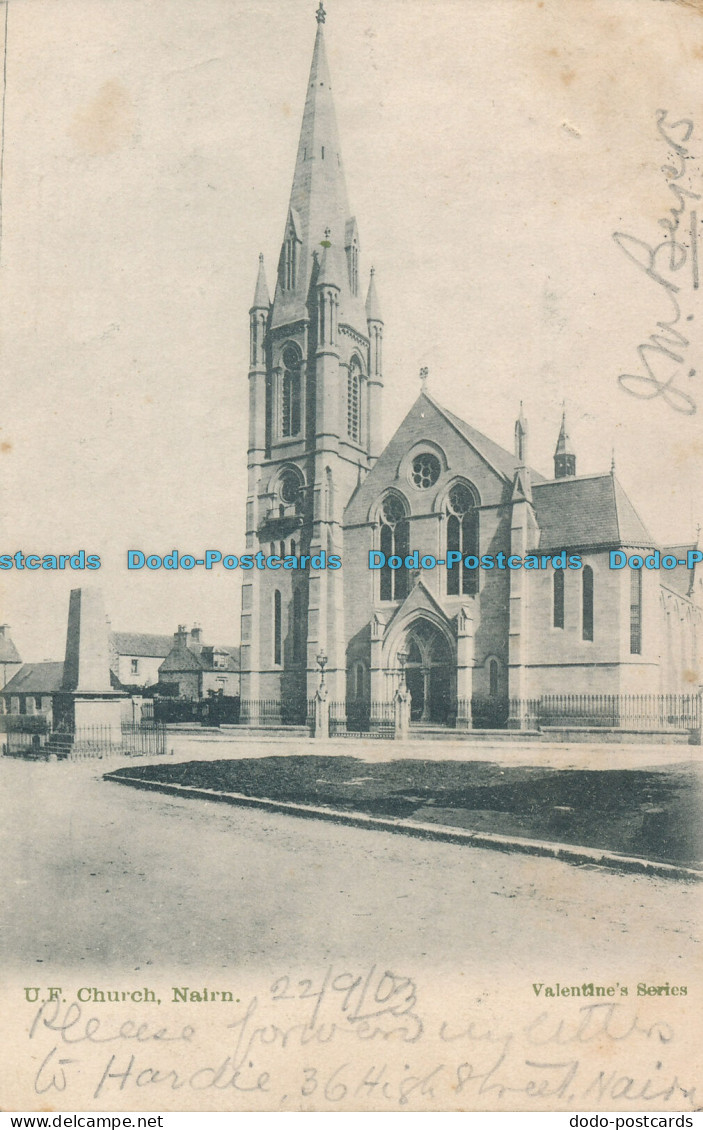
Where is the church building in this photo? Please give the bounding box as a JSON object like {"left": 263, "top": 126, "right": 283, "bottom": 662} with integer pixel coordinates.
{"left": 239, "top": 4, "right": 701, "bottom": 729}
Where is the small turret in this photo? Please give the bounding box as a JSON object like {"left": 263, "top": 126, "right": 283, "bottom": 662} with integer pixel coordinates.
{"left": 366, "top": 267, "right": 384, "bottom": 461}
{"left": 511, "top": 402, "right": 531, "bottom": 501}
{"left": 514, "top": 402, "right": 528, "bottom": 466}
{"left": 251, "top": 252, "right": 270, "bottom": 311}
{"left": 249, "top": 254, "right": 270, "bottom": 372}
{"left": 554, "top": 410, "right": 576, "bottom": 478}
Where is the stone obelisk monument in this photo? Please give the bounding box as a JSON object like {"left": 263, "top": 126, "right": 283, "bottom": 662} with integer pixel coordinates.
{"left": 55, "top": 587, "right": 125, "bottom": 738}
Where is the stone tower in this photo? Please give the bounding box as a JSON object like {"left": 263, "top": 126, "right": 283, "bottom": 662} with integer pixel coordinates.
{"left": 239, "top": 3, "right": 383, "bottom": 723}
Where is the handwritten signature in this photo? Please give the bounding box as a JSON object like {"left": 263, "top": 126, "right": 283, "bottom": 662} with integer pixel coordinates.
{"left": 613, "top": 109, "right": 699, "bottom": 415}
{"left": 24, "top": 972, "right": 700, "bottom": 1109}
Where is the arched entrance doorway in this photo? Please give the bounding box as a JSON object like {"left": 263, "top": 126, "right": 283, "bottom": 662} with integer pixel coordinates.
{"left": 401, "top": 619, "right": 455, "bottom": 725}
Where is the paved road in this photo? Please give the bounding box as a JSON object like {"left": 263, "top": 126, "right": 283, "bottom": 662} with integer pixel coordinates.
{"left": 2, "top": 756, "right": 699, "bottom": 978}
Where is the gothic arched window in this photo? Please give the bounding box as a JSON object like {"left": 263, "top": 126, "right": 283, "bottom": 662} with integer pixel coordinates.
{"left": 582, "top": 565, "right": 594, "bottom": 642}
{"left": 281, "top": 345, "right": 302, "bottom": 437}
{"left": 292, "top": 586, "right": 305, "bottom": 663}
{"left": 553, "top": 569, "right": 565, "bottom": 628}
{"left": 445, "top": 483, "right": 479, "bottom": 596}
{"left": 273, "top": 589, "right": 282, "bottom": 666}
{"left": 347, "top": 240, "right": 359, "bottom": 296}
{"left": 630, "top": 569, "right": 641, "bottom": 654}
{"left": 489, "top": 658, "right": 499, "bottom": 697}
{"left": 283, "top": 235, "right": 298, "bottom": 290}
{"left": 347, "top": 358, "right": 362, "bottom": 443}
{"left": 379, "top": 495, "right": 409, "bottom": 602}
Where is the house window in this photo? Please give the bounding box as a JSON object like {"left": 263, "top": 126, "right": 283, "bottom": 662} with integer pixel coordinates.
{"left": 411, "top": 452, "right": 441, "bottom": 489}
{"left": 582, "top": 565, "right": 594, "bottom": 642}
{"left": 131, "top": 658, "right": 140, "bottom": 675}
{"left": 630, "top": 568, "right": 642, "bottom": 654}
{"left": 445, "top": 482, "right": 479, "bottom": 596}
{"left": 553, "top": 569, "right": 565, "bottom": 629}
{"left": 379, "top": 495, "right": 409, "bottom": 601}
{"left": 489, "top": 658, "right": 499, "bottom": 697}
{"left": 281, "top": 345, "right": 302, "bottom": 437}
{"left": 273, "top": 589, "right": 282, "bottom": 666}
{"left": 347, "top": 358, "right": 361, "bottom": 443}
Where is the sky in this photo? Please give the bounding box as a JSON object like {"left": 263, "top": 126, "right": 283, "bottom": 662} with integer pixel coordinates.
{"left": 1, "top": 0, "right": 702, "bottom": 662}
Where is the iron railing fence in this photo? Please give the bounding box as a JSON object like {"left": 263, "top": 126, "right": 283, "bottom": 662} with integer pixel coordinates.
{"left": 509, "top": 693, "right": 700, "bottom": 731}
{"left": 2, "top": 722, "right": 167, "bottom": 760}
{"left": 205, "top": 693, "right": 701, "bottom": 736}
{"left": 239, "top": 699, "right": 307, "bottom": 726}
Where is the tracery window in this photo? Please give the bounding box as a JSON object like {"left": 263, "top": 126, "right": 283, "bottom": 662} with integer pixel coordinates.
{"left": 379, "top": 495, "right": 410, "bottom": 602}
{"left": 445, "top": 482, "right": 479, "bottom": 596}
{"left": 347, "top": 358, "right": 362, "bottom": 443}
{"left": 411, "top": 452, "right": 441, "bottom": 489}
{"left": 281, "top": 345, "right": 301, "bottom": 437}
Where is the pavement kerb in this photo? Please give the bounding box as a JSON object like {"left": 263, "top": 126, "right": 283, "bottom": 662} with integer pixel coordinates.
{"left": 103, "top": 771, "right": 703, "bottom": 883}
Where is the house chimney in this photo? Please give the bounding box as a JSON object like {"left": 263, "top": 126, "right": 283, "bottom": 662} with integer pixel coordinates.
{"left": 190, "top": 624, "right": 202, "bottom": 645}
{"left": 175, "top": 624, "right": 188, "bottom": 647}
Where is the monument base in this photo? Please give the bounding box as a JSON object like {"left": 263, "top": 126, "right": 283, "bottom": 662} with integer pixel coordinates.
{"left": 53, "top": 692, "right": 126, "bottom": 743}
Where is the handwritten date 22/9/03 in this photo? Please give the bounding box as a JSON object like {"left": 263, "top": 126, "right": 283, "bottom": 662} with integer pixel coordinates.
{"left": 613, "top": 110, "right": 699, "bottom": 415}
{"left": 26, "top": 967, "right": 700, "bottom": 1110}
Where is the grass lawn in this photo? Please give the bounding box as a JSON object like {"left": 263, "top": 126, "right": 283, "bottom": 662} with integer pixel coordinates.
{"left": 109, "top": 755, "right": 703, "bottom": 868}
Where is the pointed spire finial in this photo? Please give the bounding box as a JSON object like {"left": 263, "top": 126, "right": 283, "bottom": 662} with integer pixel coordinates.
{"left": 611, "top": 447, "right": 616, "bottom": 474}
{"left": 316, "top": 1, "right": 326, "bottom": 24}
{"left": 259, "top": 252, "right": 264, "bottom": 264}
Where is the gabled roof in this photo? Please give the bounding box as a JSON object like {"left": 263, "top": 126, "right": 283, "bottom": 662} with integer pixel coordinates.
{"left": 531, "top": 473, "right": 656, "bottom": 551}
{"left": 2, "top": 662, "right": 65, "bottom": 694}
{"left": 0, "top": 633, "right": 21, "bottom": 664}
{"left": 159, "top": 644, "right": 205, "bottom": 674}
{"left": 427, "top": 393, "right": 546, "bottom": 484}
{"left": 199, "top": 645, "right": 240, "bottom": 673}
{"left": 661, "top": 545, "right": 696, "bottom": 599}
{"left": 384, "top": 577, "right": 452, "bottom": 635}
{"left": 111, "top": 632, "right": 173, "bottom": 658}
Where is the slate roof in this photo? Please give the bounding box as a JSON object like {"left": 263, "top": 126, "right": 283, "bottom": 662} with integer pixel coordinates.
{"left": 431, "top": 396, "right": 546, "bottom": 485}
{"left": 531, "top": 473, "right": 656, "bottom": 551}
{"left": 0, "top": 634, "right": 21, "bottom": 664}
{"left": 2, "top": 662, "right": 65, "bottom": 694}
{"left": 159, "top": 642, "right": 240, "bottom": 674}
{"left": 111, "top": 632, "right": 173, "bottom": 658}
{"left": 660, "top": 545, "right": 696, "bottom": 599}
{"left": 159, "top": 644, "right": 206, "bottom": 674}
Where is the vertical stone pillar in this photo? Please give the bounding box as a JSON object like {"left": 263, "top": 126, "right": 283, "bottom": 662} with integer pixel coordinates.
{"left": 314, "top": 685, "right": 330, "bottom": 739}
{"left": 456, "top": 604, "right": 475, "bottom": 729}
{"left": 394, "top": 686, "right": 410, "bottom": 740}
{"left": 369, "top": 613, "right": 386, "bottom": 727}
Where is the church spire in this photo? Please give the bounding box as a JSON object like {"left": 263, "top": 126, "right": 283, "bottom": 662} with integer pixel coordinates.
{"left": 554, "top": 409, "right": 576, "bottom": 478}
{"left": 251, "top": 253, "right": 270, "bottom": 311}
{"left": 271, "top": 4, "right": 365, "bottom": 333}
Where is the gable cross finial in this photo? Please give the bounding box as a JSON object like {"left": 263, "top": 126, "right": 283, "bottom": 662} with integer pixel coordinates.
{"left": 316, "top": 2, "right": 326, "bottom": 24}
{"left": 420, "top": 366, "right": 429, "bottom": 389}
